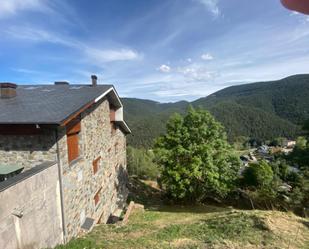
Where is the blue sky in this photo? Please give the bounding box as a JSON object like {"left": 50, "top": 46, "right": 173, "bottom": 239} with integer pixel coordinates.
{"left": 0, "top": 0, "right": 309, "bottom": 102}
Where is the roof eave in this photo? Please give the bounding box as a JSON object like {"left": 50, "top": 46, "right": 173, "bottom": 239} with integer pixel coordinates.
{"left": 115, "top": 120, "right": 131, "bottom": 135}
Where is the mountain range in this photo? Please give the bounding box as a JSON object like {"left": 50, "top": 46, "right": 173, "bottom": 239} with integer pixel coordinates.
{"left": 122, "top": 74, "right": 309, "bottom": 148}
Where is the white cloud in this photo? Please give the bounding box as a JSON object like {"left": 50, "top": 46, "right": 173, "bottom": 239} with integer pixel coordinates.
{"left": 153, "top": 90, "right": 191, "bottom": 97}
{"left": 0, "top": 0, "right": 49, "bottom": 18}
{"left": 85, "top": 48, "right": 140, "bottom": 63}
{"left": 177, "top": 65, "right": 217, "bottom": 82}
{"left": 5, "top": 26, "right": 80, "bottom": 47}
{"left": 195, "top": 0, "right": 220, "bottom": 17}
{"left": 201, "top": 53, "right": 214, "bottom": 60}
{"left": 158, "top": 64, "right": 171, "bottom": 73}
{"left": 11, "top": 68, "right": 41, "bottom": 74}
{"left": 187, "top": 58, "right": 192, "bottom": 63}
{"left": 4, "top": 26, "right": 141, "bottom": 63}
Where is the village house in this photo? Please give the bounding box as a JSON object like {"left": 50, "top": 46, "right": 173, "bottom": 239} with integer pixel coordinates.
{"left": 0, "top": 76, "right": 131, "bottom": 249}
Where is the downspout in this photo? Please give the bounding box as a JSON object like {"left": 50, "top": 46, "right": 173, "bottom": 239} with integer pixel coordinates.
{"left": 54, "top": 128, "right": 67, "bottom": 243}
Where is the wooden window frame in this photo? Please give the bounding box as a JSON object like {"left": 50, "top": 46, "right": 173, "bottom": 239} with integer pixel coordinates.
{"left": 92, "top": 156, "right": 101, "bottom": 175}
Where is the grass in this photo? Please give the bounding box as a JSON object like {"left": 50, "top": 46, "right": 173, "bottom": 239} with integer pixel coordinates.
{"left": 55, "top": 178, "right": 309, "bottom": 249}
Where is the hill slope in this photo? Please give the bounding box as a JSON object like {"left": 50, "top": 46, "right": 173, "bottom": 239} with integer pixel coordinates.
{"left": 55, "top": 179, "right": 309, "bottom": 249}
{"left": 193, "top": 74, "right": 309, "bottom": 124}
{"left": 123, "top": 74, "right": 309, "bottom": 148}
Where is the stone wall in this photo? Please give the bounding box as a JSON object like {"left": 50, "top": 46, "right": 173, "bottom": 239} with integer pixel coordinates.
{"left": 0, "top": 96, "right": 128, "bottom": 242}
{"left": 0, "top": 162, "right": 63, "bottom": 249}
{"left": 0, "top": 131, "right": 57, "bottom": 171}
{"left": 60, "top": 97, "right": 128, "bottom": 240}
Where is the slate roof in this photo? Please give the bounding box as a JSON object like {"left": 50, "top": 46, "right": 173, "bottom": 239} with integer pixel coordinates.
{"left": 0, "top": 84, "right": 114, "bottom": 124}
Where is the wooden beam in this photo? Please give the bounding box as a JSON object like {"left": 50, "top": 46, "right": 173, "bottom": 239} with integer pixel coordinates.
{"left": 61, "top": 101, "right": 94, "bottom": 126}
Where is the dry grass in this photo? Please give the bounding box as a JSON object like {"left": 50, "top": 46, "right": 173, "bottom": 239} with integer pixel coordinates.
{"left": 55, "top": 178, "right": 309, "bottom": 249}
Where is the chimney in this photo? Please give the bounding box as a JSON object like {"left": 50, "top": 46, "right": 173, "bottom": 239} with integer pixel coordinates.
{"left": 0, "top": 83, "right": 17, "bottom": 99}
{"left": 91, "top": 75, "right": 97, "bottom": 87}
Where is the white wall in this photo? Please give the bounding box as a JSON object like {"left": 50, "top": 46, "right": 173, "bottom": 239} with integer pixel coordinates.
{"left": 0, "top": 163, "right": 63, "bottom": 249}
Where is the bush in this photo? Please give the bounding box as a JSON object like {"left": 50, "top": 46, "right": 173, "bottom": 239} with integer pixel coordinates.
{"left": 242, "top": 161, "right": 274, "bottom": 189}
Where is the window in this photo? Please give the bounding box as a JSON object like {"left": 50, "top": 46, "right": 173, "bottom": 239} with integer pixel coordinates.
{"left": 92, "top": 156, "right": 101, "bottom": 174}
{"left": 66, "top": 119, "right": 81, "bottom": 163}
{"left": 94, "top": 188, "right": 102, "bottom": 206}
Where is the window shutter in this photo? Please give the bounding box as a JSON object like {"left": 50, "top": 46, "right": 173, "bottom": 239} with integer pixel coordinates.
{"left": 66, "top": 118, "right": 81, "bottom": 163}
{"left": 67, "top": 133, "right": 79, "bottom": 162}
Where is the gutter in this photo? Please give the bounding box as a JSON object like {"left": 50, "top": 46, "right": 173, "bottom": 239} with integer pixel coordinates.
{"left": 54, "top": 128, "right": 67, "bottom": 244}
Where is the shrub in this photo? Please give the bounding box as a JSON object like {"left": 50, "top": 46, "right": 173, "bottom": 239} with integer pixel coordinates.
{"left": 242, "top": 161, "right": 274, "bottom": 188}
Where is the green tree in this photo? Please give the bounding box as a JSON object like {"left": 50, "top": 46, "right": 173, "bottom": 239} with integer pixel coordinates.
{"left": 242, "top": 161, "right": 274, "bottom": 188}
{"left": 154, "top": 107, "right": 241, "bottom": 202}
{"left": 296, "top": 136, "right": 307, "bottom": 149}
{"left": 287, "top": 146, "right": 309, "bottom": 169}
{"left": 127, "top": 146, "right": 159, "bottom": 180}
{"left": 233, "top": 136, "right": 250, "bottom": 150}
{"left": 303, "top": 120, "right": 309, "bottom": 138}
{"left": 271, "top": 137, "right": 288, "bottom": 147}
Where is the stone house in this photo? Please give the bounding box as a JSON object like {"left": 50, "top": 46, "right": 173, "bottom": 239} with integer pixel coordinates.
{"left": 0, "top": 76, "right": 131, "bottom": 249}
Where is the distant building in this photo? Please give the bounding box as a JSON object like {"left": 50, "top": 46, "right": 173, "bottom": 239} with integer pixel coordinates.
{"left": 0, "top": 76, "right": 131, "bottom": 249}
{"left": 285, "top": 140, "right": 296, "bottom": 148}
{"left": 257, "top": 145, "right": 269, "bottom": 155}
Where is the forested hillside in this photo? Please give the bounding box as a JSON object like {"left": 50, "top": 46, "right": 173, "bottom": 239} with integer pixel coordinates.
{"left": 123, "top": 74, "right": 309, "bottom": 148}
{"left": 122, "top": 99, "right": 188, "bottom": 148}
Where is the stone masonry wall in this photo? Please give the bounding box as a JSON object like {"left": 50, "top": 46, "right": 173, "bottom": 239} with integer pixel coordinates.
{"left": 59, "top": 97, "right": 128, "bottom": 240}
{"left": 0, "top": 96, "right": 128, "bottom": 242}
{"left": 0, "top": 131, "right": 57, "bottom": 171}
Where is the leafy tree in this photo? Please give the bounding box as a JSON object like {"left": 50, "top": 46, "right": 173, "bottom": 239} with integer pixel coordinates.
{"left": 270, "top": 159, "right": 290, "bottom": 181}
{"left": 154, "top": 107, "right": 241, "bottom": 202}
{"left": 296, "top": 136, "right": 307, "bottom": 149}
{"left": 303, "top": 120, "right": 309, "bottom": 138}
{"left": 233, "top": 136, "right": 250, "bottom": 150}
{"left": 286, "top": 123, "right": 309, "bottom": 170}
{"left": 127, "top": 146, "right": 159, "bottom": 180}
{"left": 288, "top": 170, "right": 309, "bottom": 212}
{"left": 287, "top": 146, "right": 309, "bottom": 169}
{"left": 242, "top": 161, "right": 274, "bottom": 188}
{"left": 271, "top": 137, "right": 288, "bottom": 147}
